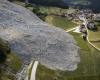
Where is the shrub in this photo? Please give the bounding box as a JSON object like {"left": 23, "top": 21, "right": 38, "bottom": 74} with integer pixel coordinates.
{"left": 0, "top": 50, "right": 7, "bottom": 63}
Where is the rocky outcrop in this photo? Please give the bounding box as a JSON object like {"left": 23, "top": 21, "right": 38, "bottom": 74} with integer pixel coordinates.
{"left": 0, "top": 0, "right": 80, "bottom": 71}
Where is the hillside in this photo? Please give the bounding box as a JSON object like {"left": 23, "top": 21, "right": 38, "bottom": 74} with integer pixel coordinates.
{"left": 9, "top": 0, "right": 100, "bottom": 12}
{"left": 0, "top": 0, "right": 80, "bottom": 73}
{"left": 29, "top": 0, "right": 100, "bottom": 12}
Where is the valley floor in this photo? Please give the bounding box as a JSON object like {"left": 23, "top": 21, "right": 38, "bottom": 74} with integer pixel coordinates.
{"left": 10, "top": 1, "right": 100, "bottom": 80}
{"left": 36, "top": 32, "right": 100, "bottom": 80}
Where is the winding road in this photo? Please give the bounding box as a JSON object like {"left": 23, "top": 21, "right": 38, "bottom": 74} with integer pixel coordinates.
{"left": 83, "top": 17, "right": 100, "bottom": 51}
{"left": 66, "top": 15, "right": 100, "bottom": 51}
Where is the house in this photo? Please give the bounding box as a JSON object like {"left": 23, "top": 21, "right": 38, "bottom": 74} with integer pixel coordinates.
{"left": 82, "top": 32, "right": 87, "bottom": 41}
{"left": 94, "top": 14, "right": 100, "bottom": 21}
{"left": 79, "top": 24, "right": 86, "bottom": 32}
{"left": 87, "top": 21, "right": 97, "bottom": 30}
{"left": 79, "top": 24, "right": 87, "bottom": 40}
{"left": 64, "top": 13, "right": 73, "bottom": 20}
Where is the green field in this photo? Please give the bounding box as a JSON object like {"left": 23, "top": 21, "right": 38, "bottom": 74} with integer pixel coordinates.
{"left": 88, "top": 21, "right": 100, "bottom": 49}
{"left": 45, "top": 15, "right": 77, "bottom": 30}
{"left": 36, "top": 32, "right": 100, "bottom": 80}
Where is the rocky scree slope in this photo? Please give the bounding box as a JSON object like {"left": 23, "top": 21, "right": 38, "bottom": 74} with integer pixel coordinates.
{"left": 0, "top": 0, "right": 80, "bottom": 71}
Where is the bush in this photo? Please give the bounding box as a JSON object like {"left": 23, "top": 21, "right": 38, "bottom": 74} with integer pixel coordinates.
{"left": 32, "top": 7, "right": 40, "bottom": 14}
{"left": 0, "top": 50, "right": 7, "bottom": 63}
{"left": 0, "top": 39, "right": 11, "bottom": 63}
{"left": 25, "top": 3, "right": 33, "bottom": 8}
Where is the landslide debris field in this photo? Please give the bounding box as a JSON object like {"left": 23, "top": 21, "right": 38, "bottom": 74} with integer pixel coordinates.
{"left": 0, "top": 0, "right": 80, "bottom": 71}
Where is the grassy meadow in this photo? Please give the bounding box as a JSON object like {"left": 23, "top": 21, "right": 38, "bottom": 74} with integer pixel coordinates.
{"left": 45, "top": 15, "right": 77, "bottom": 30}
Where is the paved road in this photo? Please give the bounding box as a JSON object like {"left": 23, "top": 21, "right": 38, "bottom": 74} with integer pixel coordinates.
{"left": 66, "top": 27, "right": 77, "bottom": 32}
{"left": 30, "top": 61, "right": 39, "bottom": 80}
{"left": 25, "top": 61, "right": 33, "bottom": 80}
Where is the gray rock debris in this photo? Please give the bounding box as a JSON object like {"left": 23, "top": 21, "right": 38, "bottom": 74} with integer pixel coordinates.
{"left": 0, "top": 0, "right": 80, "bottom": 71}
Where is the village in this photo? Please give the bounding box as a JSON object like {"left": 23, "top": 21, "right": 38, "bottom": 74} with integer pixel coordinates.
{"left": 63, "top": 9, "right": 100, "bottom": 41}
